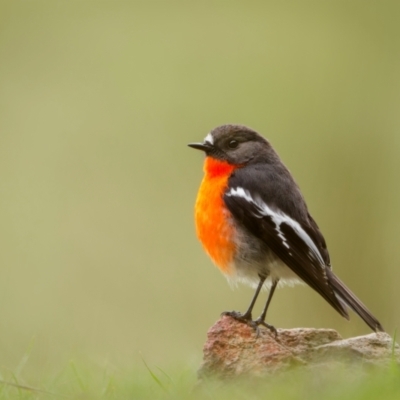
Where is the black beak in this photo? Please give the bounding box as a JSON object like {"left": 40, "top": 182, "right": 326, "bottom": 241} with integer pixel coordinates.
{"left": 187, "top": 142, "right": 213, "bottom": 152}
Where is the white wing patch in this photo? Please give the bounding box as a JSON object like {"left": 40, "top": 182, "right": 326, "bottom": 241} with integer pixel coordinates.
{"left": 226, "top": 187, "right": 325, "bottom": 265}
{"left": 204, "top": 132, "right": 214, "bottom": 145}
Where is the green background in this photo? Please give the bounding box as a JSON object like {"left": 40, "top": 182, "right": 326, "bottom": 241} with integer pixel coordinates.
{"left": 0, "top": 0, "right": 399, "bottom": 378}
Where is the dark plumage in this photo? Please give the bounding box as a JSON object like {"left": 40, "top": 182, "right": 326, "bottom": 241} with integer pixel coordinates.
{"left": 189, "top": 124, "right": 384, "bottom": 333}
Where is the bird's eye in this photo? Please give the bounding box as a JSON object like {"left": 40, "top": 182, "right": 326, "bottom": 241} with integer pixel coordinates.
{"left": 228, "top": 140, "right": 239, "bottom": 149}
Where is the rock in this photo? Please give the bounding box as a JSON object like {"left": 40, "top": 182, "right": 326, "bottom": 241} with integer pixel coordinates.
{"left": 198, "top": 316, "right": 399, "bottom": 379}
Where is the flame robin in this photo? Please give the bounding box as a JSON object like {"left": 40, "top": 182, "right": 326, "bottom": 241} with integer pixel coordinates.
{"left": 188, "top": 124, "right": 384, "bottom": 334}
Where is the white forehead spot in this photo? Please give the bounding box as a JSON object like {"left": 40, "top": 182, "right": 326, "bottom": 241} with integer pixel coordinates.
{"left": 204, "top": 132, "right": 214, "bottom": 145}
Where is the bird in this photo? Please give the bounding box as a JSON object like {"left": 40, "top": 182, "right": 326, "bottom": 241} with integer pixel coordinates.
{"left": 188, "top": 124, "right": 384, "bottom": 334}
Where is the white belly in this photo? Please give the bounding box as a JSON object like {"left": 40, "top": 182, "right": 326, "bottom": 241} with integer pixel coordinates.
{"left": 226, "top": 225, "right": 303, "bottom": 289}
{"left": 227, "top": 257, "right": 303, "bottom": 290}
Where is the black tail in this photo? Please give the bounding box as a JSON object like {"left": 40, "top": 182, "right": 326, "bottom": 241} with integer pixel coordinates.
{"left": 327, "top": 269, "right": 384, "bottom": 332}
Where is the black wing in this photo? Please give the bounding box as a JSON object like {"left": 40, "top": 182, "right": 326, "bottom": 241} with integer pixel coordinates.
{"left": 225, "top": 165, "right": 384, "bottom": 331}
{"left": 224, "top": 164, "right": 349, "bottom": 318}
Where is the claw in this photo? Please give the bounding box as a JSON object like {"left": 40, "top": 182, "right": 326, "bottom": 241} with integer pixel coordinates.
{"left": 221, "top": 310, "right": 252, "bottom": 322}
{"left": 222, "top": 311, "right": 278, "bottom": 338}
{"left": 255, "top": 319, "right": 278, "bottom": 338}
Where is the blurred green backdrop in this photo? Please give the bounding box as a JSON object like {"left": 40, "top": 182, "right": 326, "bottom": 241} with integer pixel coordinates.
{"left": 0, "top": 0, "right": 399, "bottom": 377}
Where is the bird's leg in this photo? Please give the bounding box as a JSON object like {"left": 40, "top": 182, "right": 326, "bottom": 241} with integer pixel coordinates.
{"left": 254, "top": 279, "right": 279, "bottom": 336}
{"left": 222, "top": 274, "right": 267, "bottom": 322}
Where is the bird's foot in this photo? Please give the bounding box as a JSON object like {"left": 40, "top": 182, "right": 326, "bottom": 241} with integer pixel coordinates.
{"left": 221, "top": 310, "right": 253, "bottom": 323}
{"left": 221, "top": 311, "right": 278, "bottom": 338}
{"left": 253, "top": 317, "right": 278, "bottom": 338}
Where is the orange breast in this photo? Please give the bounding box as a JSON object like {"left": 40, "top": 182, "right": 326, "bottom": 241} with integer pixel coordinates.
{"left": 194, "top": 157, "right": 238, "bottom": 274}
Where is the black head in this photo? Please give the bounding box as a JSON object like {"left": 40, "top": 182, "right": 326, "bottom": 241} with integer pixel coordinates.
{"left": 188, "top": 124, "right": 277, "bottom": 165}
